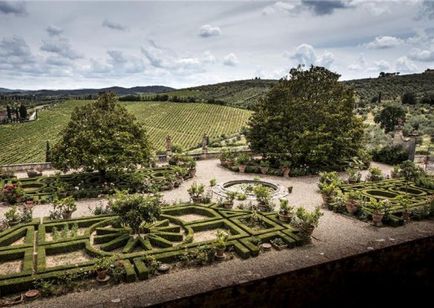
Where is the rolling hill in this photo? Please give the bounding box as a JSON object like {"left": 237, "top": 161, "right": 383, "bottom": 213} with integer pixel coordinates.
{"left": 0, "top": 100, "right": 251, "bottom": 164}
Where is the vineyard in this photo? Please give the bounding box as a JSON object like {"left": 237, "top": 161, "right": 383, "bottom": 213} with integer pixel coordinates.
{"left": 0, "top": 100, "right": 251, "bottom": 164}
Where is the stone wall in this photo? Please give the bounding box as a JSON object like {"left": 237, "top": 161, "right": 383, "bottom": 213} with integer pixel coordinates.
{"left": 158, "top": 235, "right": 434, "bottom": 307}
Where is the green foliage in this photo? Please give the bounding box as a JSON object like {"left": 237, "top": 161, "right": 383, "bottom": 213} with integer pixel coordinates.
{"left": 374, "top": 104, "right": 406, "bottom": 133}
{"left": 253, "top": 185, "right": 271, "bottom": 206}
{"left": 109, "top": 191, "right": 162, "bottom": 234}
{"left": 4, "top": 205, "right": 32, "bottom": 225}
{"left": 279, "top": 199, "right": 294, "bottom": 215}
{"left": 50, "top": 196, "right": 77, "bottom": 220}
{"left": 401, "top": 92, "right": 416, "bottom": 105}
{"left": 371, "top": 145, "right": 408, "bottom": 165}
{"left": 187, "top": 182, "right": 205, "bottom": 202}
{"left": 367, "top": 167, "right": 384, "bottom": 181}
{"left": 51, "top": 93, "right": 152, "bottom": 173}
{"left": 209, "top": 178, "right": 217, "bottom": 187}
{"left": 214, "top": 230, "right": 229, "bottom": 249}
{"left": 293, "top": 207, "right": 323, "bottom": 229}
{"left": 397, "top": 160, "right": 424, "bottom": 182}
{"left": 94, "top": 255, "right": 117, "bottom": 271}
{"left": 246, "top": 66, "right": 364, "bottom": 171}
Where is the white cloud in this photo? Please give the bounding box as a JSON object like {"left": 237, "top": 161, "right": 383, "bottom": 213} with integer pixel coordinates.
{"left": 199, "top": 25, "right": 221, "bottom": 38}
{"left": 202, "top": 51, "right": 216, "bottom": 64}
{"left": 395, "top": 56, "right": 418, "bottom": 73}
{"left": 286, "top": 44, "right": 334, "bottom": 68}
{"left": 102, "top": 19, "right": 128, "bottom": 31}
{"left": 368, "top": 60, "right": 391, "bottom": 72}
{"left": 262, "top": 1, "right": 301, "bottom": 15}
{"left": 223, "top": 53, "right": 238, "bottom": 66}
{"left": 408, "top": 48, "right": 434, "bottom": 61}
{"left": 348, "top": 54, "right": 367, "bottom": 71}
{"left": 366, "top": 36, "right": 403, "bottom": 49}
{"left": 46, "top": 26, "right": 63, "bottom": 37}
{"left": 40, "top": 37, "right": 82, "bottom": 60}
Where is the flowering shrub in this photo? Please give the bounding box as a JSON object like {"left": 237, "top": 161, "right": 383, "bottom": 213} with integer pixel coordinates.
{"left": 1, "top": 183, "right": 24, "bottom": 205}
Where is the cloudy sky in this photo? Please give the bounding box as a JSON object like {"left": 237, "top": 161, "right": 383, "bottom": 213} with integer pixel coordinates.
{"left": 1, "top": 0, "right": 434, "bottom": 90}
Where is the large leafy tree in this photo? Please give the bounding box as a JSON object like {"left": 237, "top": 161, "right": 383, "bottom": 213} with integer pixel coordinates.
{"left": 52, "top": 93, "right": 152, "bottom": 174}
{"left": 246, "top": 66, "right": 364, "bottom": 170}
{"left": 374, "top": 104, "right": 406, "bottom": 133}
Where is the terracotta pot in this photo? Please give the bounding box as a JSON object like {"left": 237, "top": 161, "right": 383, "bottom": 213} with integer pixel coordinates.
{"left": 260, "top": 167, "right": 268, "bottom": 175}
{"left": 372, "top": 212, "right": 384, "bottom": 226}
{"left": 282, "top": 168, "right": 290, "bottom": 178}
{"left": 303, "top": 225, "right": 315, "bottom": 236}
{"left": 402, "top": 211, "right": 411, "bottom": 223}
{"left": 223, "top": 201, "right": 233, "bottom": 209}
{"left": 96, "top": 269, "right": 108, "bottom": 280}
{"left": 321, "top": 194, "right": 330, "bottom": 206}
{"left": 189, "top": 169, "right": 196, "bottom": 177}
{"left": 278, "top": 213, "right": 292, "bottom": 223}
{"left": 215, "top": 247, "right": 226, "bottom": 261}
{"left": 345, "top": 201, "right": 358, "bottom": 215}
{"left": 238, "top": 165, "right": 246, "bottom": 173}
{"left": 62, "top": 211, "right": 72, "bottom": 219}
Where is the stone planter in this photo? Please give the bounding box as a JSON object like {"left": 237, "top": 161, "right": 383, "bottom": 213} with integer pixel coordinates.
{"left": 215, "top": 247, "right": 226, "bottom": 261}
{"left": 278, "top": 212, "right": 292, "bottom": 223}
{"left": 62, "top": 211, "right": 73, "bottom": 220}
{"left": 223, "top": 201, "right": 233, "bottom": 209}
{"left": 372, "top": 212, "right": 384, "bottom": 226}
{"left": 260, "top": 167, "right": 268, "bottom": 175}
{"left": 282, "top": 168, "right": 290, "bottom": 178}
{"left": 96, "top": 269, "right": 108, "bottom": 281}
{"left": 271, "top": 241, "right": 288, "bottom": 251}
{"left": 303, "top": 225, "right": 315, "bottom": 237}
{"left": 288, "top": 186, "right": 293, "bottom": 193}
{"left": 321, "top": 194, "right": 330, "bottom": 206}
{"left": 238, "top": 164, "right": 246, "bottom": 173}
{"left": 189, "top": 169, "right": 197, "bottom": 177}
{"left": 345, "top": 201, "right": 358, "bottom": 215}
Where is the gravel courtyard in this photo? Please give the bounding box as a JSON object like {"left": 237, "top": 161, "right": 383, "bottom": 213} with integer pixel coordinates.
{"left": 5, "top": 159, "right": 433, "bottom": 307}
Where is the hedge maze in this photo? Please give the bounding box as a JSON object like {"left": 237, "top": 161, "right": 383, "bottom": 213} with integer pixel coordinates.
{"left": 339, "top": 179, "right": 434, "bottom": 226}
{"left": 0, "top": 166, "right": 192, "bottom": 203}
{"left": 0, "top": 204, "right": 302, "bottom": 295}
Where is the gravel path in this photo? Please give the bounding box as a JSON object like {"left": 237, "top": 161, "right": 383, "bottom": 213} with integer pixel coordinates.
{"left": 3, "top": 160, "right": 433, "bottom": 307}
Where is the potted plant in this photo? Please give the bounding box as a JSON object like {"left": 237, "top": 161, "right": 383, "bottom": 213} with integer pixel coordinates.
{"left": 320, "top": 183, "right": 338, "bottom": 206}
{"left": 236, "top": 154, "right": 250, "bottom": 173}
{"left": 366, "top": 167, "right": 384, "bottom": 182}
{"left": 280, "top": 161, "right": 291, "bottom": 178}
{"left": 4, "top": 206, "right": 21, "bottom": 226}
{"left": 270, "top": 237, "right": 287, "bottom": 250}
{"left": 259, "top": 160, "right": 270, "bottom": 175}
{"left": 293, "top": 207, "right": 323, "bottom": 238}
{"left": 187, "top": 182, "right": 205, "bottom": 203}
{"left": 347, "top": 168, "right": 362, "bottom": 184}
{"left": 278, "top": 199, "right": 294, "bottom": 222}
{"left": 390, "top": 165, "right": 400, "bottom": 179}
{"left": 288, "top": 186, "right": 293, "bottom": 193}
{"left": 396, "top": 195, "right": 411, "bottom": 223}
{"left": 253, "top": 185, "right": 273, "bottom": 212}
{"left": 209, "top": 178, "right": 217, "bottom": 187}
{"left": 94, "top": 256, "right": 115, "bottom": 282}
{"left": 214, "top": 230, "right": 229, "bottom": 261}
{"left": 370, "top": 199, "right": 389, "bottom": 226}
{"left": 344, "top": 191, "right": 362, "bottom": 215}
{"left": 50, "top": 196, "right": 77, "bottom": 220}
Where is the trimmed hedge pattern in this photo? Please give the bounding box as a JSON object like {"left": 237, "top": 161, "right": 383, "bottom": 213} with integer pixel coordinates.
{"left": 337, "top": 179, "right": 434, "bottom": 226}
{"left": 0, "top": 166, "right": 192, "bottom": 203}
{"left": 0, "top": 204, "right": 302, "bottom": 295}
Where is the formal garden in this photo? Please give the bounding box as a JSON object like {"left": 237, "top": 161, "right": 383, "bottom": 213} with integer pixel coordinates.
{"left": 0, "top": 67, "right": 433, "bottom": 305}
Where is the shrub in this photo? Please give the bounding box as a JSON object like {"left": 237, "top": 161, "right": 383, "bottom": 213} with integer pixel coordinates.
{"left": 50, "top": 196, "right": 77, "bottom": 220}
{"left": 366, "top": 167, "right": 384, "bottom": 181}
{"left": 109, "top": 191, "right": 162, "bottom": 234}
{"left": 1, "top": 183, "right": 24, "bottom": 205}
{"left": 371, "top": 145, "right": 408, "bottom": 165}
{"left": 187, "top": 182, "right": 205, "bottom": 203}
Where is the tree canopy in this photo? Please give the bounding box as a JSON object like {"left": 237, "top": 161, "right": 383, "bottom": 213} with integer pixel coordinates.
{"left": 52, "top": 93, "right": 152, "bottom": 173}
{"left": 245, "top": 66, "right": 364, "bottom": 170}
{"left": 374, "top": 104, "right": 406, "bottom": 133}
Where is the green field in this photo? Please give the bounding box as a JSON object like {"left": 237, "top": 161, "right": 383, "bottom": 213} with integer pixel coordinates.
{"left": 0, "top": 100, "right": 251, "bottom": 164}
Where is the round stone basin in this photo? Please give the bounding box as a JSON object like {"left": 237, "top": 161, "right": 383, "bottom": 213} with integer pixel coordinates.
{"left": 213, "top": 179, "right": 288, "bottom": 200}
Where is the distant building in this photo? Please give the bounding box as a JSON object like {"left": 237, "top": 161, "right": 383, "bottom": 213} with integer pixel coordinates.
{"left": 424, "top": 68, "right": 434, "bottom": 74}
